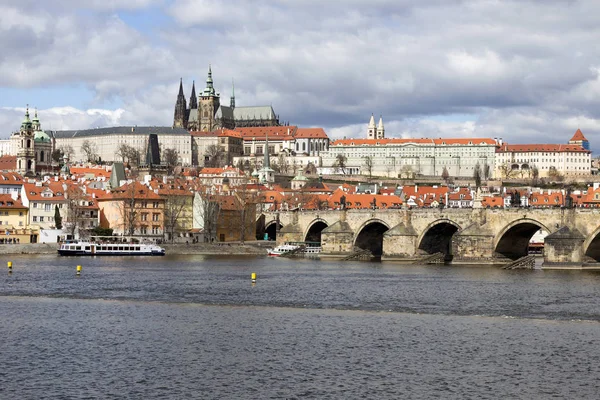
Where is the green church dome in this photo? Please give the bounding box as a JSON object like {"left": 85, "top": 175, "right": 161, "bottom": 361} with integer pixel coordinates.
{"left": 34, "top": 130, "right": 51, "bottom": 143}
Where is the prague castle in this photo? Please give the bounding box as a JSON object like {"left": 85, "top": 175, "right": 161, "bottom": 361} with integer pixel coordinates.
{"left": 173, "top": 66, "right": 281, "bottom": 131}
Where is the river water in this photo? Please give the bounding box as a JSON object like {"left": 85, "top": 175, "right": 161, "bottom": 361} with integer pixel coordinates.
{"left": 1, "top": 255, "right": 600, "bottom": 399}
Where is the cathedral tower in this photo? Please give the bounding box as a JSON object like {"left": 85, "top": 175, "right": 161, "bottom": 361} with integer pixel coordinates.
{"left": 230, "top": 79, "right": 236, "bottom": 109}
{"left": 189, "top": 81, "right": 197, "bottom": 110}
{"left": 199, "top": 65, "right": 221, "bottom": 132}
{"left": 173, "top": 78, "right": 187, "bottom": 128}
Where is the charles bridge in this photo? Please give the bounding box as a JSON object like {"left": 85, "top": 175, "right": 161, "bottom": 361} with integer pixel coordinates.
{"left": 258, "top": 206, "right": 600, "bottom": 268}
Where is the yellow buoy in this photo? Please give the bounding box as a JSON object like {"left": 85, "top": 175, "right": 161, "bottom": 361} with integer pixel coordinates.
{"left": 7, "top": 261, "right": 12, "bottom": 269}
{"left": 251, "top": 272, "right": 256, "bottom": 283}
{"left": 76, "top": 265, "right": 82, "bottom": 276}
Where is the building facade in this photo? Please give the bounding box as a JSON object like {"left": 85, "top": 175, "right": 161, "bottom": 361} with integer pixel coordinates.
{"left": 494, "top": 130, "right": 591, "bottom": 178}
{"left": 319, "top": 137, "right": 497, "bottom": 178}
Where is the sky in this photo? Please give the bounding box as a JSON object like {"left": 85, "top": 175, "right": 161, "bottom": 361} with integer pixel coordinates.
{"left": 1, "top": 0, "right": 599, "bottom": 152}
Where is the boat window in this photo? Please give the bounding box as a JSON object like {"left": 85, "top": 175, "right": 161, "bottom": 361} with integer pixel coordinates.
{"left": 119, "top": 246, "right": 124, "bottom": 251}
{"left": 85, "top": 246, "right": 90, "bottom": 251}
{"left": 76, "top": 246, "right": 81, "bottom": 250}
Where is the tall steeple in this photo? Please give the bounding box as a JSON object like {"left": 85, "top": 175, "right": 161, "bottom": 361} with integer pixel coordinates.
{"left": 264, "top": 132, "right": 270, "bottom": 169}
{"left": 367, "top": 113, "right": 376, "bottom": 139}
{"left": 377, "top": 115, "right": 385, "bottom": 139}
{"left": 189, "top": 81, "right": 197, "bottom": 110}
{"left": 203, "top": 64, "right": 216, "bottom": 97}
{"left": 32, "top": 108, "right": 41, "bottom": 131}
{"left": 230, "top": 79, "right": 236, "bottom": 109}
{"left": 173, "top": 78, "right": 187, "bottom": 128}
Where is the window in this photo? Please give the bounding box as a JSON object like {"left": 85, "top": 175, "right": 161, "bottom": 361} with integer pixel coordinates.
{"left": 153, "top": 202, "right": 159, "bottom": 208}
{"left": 141, "top": 226, "right": 147, "bottom": 235}
{"left": 141, "top": 213, "right": 148, "bottom": 221}
{"left": 45, "top": 204, "right": 52, "bottom": 212}
{"left": 152, "top": 213, "right": 159, "bottom": 221}
{"left": 19, "top": 212, "right": 23, "bottom": 216}
{"left": 152, "top": 226, "right": 159, "bottom": 234}
{"left": 32, "top": 202, "right": 38, "bottom": 208}
{"left": 40, "top": 216, "right": 45, "bottom": 222}
{"left": 33, "top": 216, "right": 37, "bottom": 222}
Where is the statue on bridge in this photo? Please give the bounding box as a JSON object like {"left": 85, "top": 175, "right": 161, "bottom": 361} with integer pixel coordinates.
{"left": 565, "top": 187, "right": 573, "bottom": 209}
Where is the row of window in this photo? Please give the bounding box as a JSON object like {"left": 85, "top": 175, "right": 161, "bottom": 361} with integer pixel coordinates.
{"left": 0, "top": 221, "right": 23, "bottom": 226}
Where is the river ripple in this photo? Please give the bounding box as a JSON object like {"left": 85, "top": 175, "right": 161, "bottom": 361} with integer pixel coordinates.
{"left": 1, "top": 254, "right": 600, "bottom": 399}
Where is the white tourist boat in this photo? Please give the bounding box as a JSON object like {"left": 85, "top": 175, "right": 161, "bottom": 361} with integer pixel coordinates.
{"left": 58, "top": 240, "right": 166, "bottom": 256}
{"left": 267, "top": 242, "right": 322, "bottom": 257}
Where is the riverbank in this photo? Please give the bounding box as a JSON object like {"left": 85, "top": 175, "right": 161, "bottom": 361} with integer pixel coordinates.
{"left": 0, "top": 242, "right": 272, "bottom": 256}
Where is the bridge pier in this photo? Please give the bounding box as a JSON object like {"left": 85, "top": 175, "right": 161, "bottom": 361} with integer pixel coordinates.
{"left": 321, "top": 220, "right": 354, "bottom": 255}
{"left": 451, "top": 223, "right": 496, "bottom": 264}
{"left": 382, "top": 223, "right": 419, "bottom": 261}
{"left": 543, "top": 226, "right": 585, "bottom": 269}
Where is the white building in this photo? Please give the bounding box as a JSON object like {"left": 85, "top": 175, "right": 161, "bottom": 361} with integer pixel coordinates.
{"left": 53, "top": 126, "right": 193, "bottom": 166}
{"left": 319, "top": 137, "right": 497, "bottom": 178}
{"left": 494, "top": 130, "right": 591, "bottom": 178}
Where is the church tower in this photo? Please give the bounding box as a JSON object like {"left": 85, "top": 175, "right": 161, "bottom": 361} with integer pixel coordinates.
{"left": 377, "top": 115, "right": 385, "bottom": 139}
{"left": 199, "top": 65, "right": 221, "bottom": 132}
{"left": 173, "top": 78, "right": 187, "bottom": 128}
{"left": 16, "top": 105, "right": 36, "bottom": 176}
{"left": 367, "top": 114, "right": 376, "bottom": 139}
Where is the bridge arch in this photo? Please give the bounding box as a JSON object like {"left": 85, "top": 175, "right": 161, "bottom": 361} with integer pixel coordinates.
{"left": 304, "top": 218, "right": 329, "bottom": 244}
{"left": 583, "top": 225, "right": 600, "bottom": 262}
{"left": 353, "top": 219, "right": 390, "bottom": 257}
{"left": 494, "top": 218, "right": 550, "bottom": 260}
{"left": 418, "top": 219, "right": 461, "bottom": 258}
{"left": 264, "top": 220, "right": 283, "bottom": 241}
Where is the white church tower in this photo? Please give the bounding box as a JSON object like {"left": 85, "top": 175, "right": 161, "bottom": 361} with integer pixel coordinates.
{"left": 377, "top": 115, "right": 385, "bottom": 139}
{"left": 367, "top": 114, "right": 376, "bottom": 139}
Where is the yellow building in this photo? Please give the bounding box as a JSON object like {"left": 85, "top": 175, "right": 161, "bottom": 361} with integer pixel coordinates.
{"left": 0, "top": 194, "right": 38, "bottom": 243}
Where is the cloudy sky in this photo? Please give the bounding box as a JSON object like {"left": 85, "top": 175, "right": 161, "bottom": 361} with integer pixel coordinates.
{"left": 1, "top": 0, "right": 599, "bottom": 151}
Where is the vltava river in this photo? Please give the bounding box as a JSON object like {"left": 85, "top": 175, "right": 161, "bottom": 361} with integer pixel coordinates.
{"left": 2, "top": 255, "right": 600, "bottom": 399}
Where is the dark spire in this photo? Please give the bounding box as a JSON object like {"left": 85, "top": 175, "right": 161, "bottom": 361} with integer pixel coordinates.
{"left": 189, "top": 80, "right": 197, "bottom": 110}
{"left": 230, "top": 79, "right": 236, "bottom": 109}
{"left": 173, "top": 78, "right": 187, "bottom": 128}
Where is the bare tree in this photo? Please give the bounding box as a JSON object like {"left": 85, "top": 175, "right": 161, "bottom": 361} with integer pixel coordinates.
{"left": 483, "top": 163, "right": 491, "bottom": 180}
{"left": 499, "top": 162, "right": 517, "bottom": 179}
{"left": 363, "top": 156, "right": 374, "bottom": 181}
{"left": 442, "top": 166, "right": 450, "bottom": 183}
{"left": 332, "top": 154, "right": 348, "bottom": 174}
{"left": 162, "top": 186, "right": 192, "bottom": 243}
{"left": 52, "top": 148, "right": 64, "bottom": 164}
{"left": 194, "top": 187, "right": 221, "bottom": 242}
{"left": 64, "top": 186, "right": 86, "bottom": 238}
{"left": 204, "top": 145, "right": 225, "bottom": 168}
{"left": 277, "top": 153, "right": 290, "bottom": 174}
{"left": 162, "top": 148, "right": 179, "bottom": 175}
{"left": 81, "top": 140, "right": 98, "bottom": 163}
{"left": 473, "top": 163, "right": 482, "bottom": 189}
{"left": 59, "top": 145, "right": 75, "bottom": 161}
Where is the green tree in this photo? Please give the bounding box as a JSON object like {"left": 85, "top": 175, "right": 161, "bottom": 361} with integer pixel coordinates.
{"left": 54, "top": 204, "right": 62, "bottom": 229}
{"left": 473, "top": 163, "right": 482, "bottom": 189}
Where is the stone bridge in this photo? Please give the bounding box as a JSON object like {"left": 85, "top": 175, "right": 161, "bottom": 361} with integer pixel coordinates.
{"left": 257, "top": 207, "right": 600, "bottom": 268}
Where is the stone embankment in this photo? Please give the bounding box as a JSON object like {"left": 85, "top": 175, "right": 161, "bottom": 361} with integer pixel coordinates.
{"left": 0, "top": 242, "right": 272, "bottom": 256}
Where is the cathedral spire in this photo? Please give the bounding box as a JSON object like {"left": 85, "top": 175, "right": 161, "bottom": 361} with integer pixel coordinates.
{"left": 173, "top": 78, "right": 187, "bottom": 128}
{"left": 230, "top": 79, "right": 236, "bottom": 109}
{"left": 264, "top": 131, "right": 270, "bottom": 169}
{"left": 189, "top": 80, "right": 197, "bottom": 110}
{"left": 178, "top": 78, "right": 185, "bottom": 97}
{"left": 203, "top": 64, "right": 216, "bottom": 96}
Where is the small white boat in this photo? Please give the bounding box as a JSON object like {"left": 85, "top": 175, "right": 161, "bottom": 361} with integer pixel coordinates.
{"left": 267, "top": 243, "right": 301, "bottom": 256}
{"left": 58, "top": 240, "right": 166, "bottom": 256}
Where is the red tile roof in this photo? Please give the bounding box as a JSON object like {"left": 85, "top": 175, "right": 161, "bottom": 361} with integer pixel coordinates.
{"left": 497, "top": 144, "right": 589, "bottom": 153}
{"left": 570, "top": 129, "right": 588, "bottom": 142}
{"left": 331, "top": 138, "right": 496, "bottom": 146}
{"left": 0, "top": 194, "right": 27, "bottom": 210}
{"left": 295, "top": 128, "right": 329, "bottom": 139}
{"left": 0, "top": 156, "right": 17, "bottom": 171}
